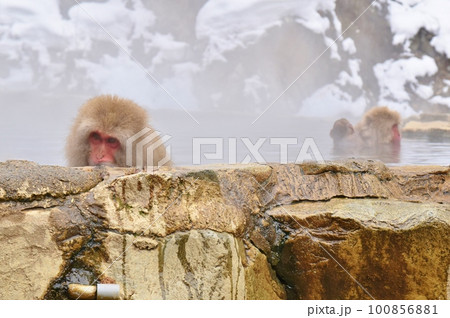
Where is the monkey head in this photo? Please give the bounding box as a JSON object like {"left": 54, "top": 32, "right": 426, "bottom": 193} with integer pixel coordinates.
{"left": 66, "top": 95, "right": 149, "bottom": 167}
{"left": 330, "top": 118, "right": 355, "bottom": 142}
{"left": 356, "top": 106, "right": 401, "bottom": 145}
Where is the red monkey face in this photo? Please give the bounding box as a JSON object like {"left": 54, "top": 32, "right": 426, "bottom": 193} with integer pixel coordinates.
{"left": 392, "top": 124, "right": 401, "bottom": 145}
{"left": 88, "top": 131, "right": 121, "bottom": 166}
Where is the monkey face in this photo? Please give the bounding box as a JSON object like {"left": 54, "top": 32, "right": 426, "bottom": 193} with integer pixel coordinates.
{"left": 391, "top": 124, "right": 401, "bottom": 145}
{"left": 88, "top": 131, "right": 121, "bottom": 166}
{"left": 66, "top": 95, "right": 171, "bottom": 168}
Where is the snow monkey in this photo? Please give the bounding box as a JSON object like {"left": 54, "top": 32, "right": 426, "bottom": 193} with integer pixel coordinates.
{"left": 330, "top": 106, "right": 401, "bottom": 149}
{"left": 66, "top": 95, "right": 171, "bottom": 168}
{"left": 329, "top": 118, "right": 357, "bottom": 148}
{"left": 355, "top": 106, "right": 401, "bottom": 147}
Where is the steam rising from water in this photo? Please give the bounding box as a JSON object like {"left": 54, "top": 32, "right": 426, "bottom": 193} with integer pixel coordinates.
{"left": 0, "top": 0, "right": 449, "bottom": 165}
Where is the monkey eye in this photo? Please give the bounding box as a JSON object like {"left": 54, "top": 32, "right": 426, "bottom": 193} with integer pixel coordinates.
{"left": 90, "top": 132, "right": 101, "bottom": 140}
{"left": 89, "top": 132, "right": 102, "bottom": 144}
{"left": 107, "top": 137, "right": 120, "bottom": 148}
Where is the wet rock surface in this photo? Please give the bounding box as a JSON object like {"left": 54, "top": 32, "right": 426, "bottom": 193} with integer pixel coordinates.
{"left": 270, "top": 199, "right": 449, "bottom": 300}
{"left": 403, "top": 120, "right": 450, "bottom": 141}
{"left": 0, "top": 160, "right": 448, "bottom": 299}
{"left": 402, "top": 113, "right": 450, "bottom": 141}
{"left": 0, "top": 160, "right": 104, "bottom": 202}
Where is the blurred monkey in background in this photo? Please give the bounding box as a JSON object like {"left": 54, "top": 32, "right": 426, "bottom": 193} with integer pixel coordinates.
{"left": 330, "top": 106, "right": 401, "bottom": 161}
{"left": 355, "top": 106, "right": 401, "bottom": 147}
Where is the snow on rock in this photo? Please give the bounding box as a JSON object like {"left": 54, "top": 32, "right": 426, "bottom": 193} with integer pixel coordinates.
{"left": 0, "top": 0, "right": 70, "bottom": 40}
{"left": 337, "top": 59, "right": 362, "bottom": 88}
{"left": 388, "top": 0, "right": 450, "bottom": 57}
{"left": 298, "top": 83, "right": 366, "bottom": 118}
{"left": 342, "top": 38, "right": 357, "bottom": 54}
{"left": 67, "top": 0, "right": 155, "bottom": 46}
{"left": 430, "top": 95, "right": 450, "bottom": 108}
{"left": 374, "top": 55, "right": 438, "bottom": 116}
{"left": 0, "top": 0, "right": 449, "bottom": 117}
{"left": 148, "top": 33, "right": 188, "bottom": 71}
{"left": 196, "top": 0, "right": 336, "bottom": 64}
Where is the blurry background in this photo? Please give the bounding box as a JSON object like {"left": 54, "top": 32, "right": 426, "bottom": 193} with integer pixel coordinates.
{"left": 0, "top": 0, "right": 449, "bottom": 166}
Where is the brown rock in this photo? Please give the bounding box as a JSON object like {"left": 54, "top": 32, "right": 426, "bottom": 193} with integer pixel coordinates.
{"left": 0, "top": 160, "right": 103, "bottom": 202}
{"left": 0, "top": 209, "right": 64, "bottom": 299}
{"left": 93, "top": 167, "right": 260, "bottom": 237}
{"left": 270, "top": 199, "right": 450, "bottom": 300}
{"left": 0, "top": 160, "right": 448, "bottom": 300}
{"left": 132, "top": 237, "right": 159, "bottom": 250}
{"left": 244, "top": 243, "right": 286, "bottom": 300}
{"left": 402, "top": 120, "right": 450, "bottom": 141}
{"left": 98, "top": 230, "right": 247, "bottom": 299}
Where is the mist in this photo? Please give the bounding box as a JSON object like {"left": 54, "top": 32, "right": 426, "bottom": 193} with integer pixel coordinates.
{"left": 0, "top": 0, "right": 449, "bottom": 166}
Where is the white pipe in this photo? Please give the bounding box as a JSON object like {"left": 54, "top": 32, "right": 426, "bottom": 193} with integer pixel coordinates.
{"left": 68, "top": 283, "right": 120, "bottom": 300}
{"left": 96, "top": 284, "right": 120, "bottom": 300}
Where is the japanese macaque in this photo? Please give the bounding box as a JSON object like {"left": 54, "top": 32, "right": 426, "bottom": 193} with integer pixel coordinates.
{"left": 330, "top": 118, "right": 356, "bottom": 147}
{"left": 329, "top": 106, "right": 401, "bottom": 162}
{"left": 66, "top": 95, "right": 171, "bottom": 168}
{"left": 329, "top": 118, "right": 364, "bottom": 156}
{"left": 355, "top": 106, "right": 401, "bottom": 146}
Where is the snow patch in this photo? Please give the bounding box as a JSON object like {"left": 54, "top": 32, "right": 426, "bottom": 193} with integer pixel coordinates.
{"left": 430, "top": 96, "right": 450, "bottom": 108}
{"left": 196, "top": 0, "right": 336, "bottom": 63}
{"left": 374, "top": 55, "right": 437, "bottom": 102}
{"left": 298, "top": 84, "right": 366, "bottom": 118}
{"left": 342, "top": 38, "right": 356, "bottom": 54}
{"left": 388, "top": 0, "right": 450, "bottom": 57}
{"left": 337, "top": 59, "right": 362, "bottom": 88}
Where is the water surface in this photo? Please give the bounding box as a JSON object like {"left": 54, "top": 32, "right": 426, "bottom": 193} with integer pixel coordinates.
{"left": 1, "top": 109, "right": 447, "bottom": 167}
